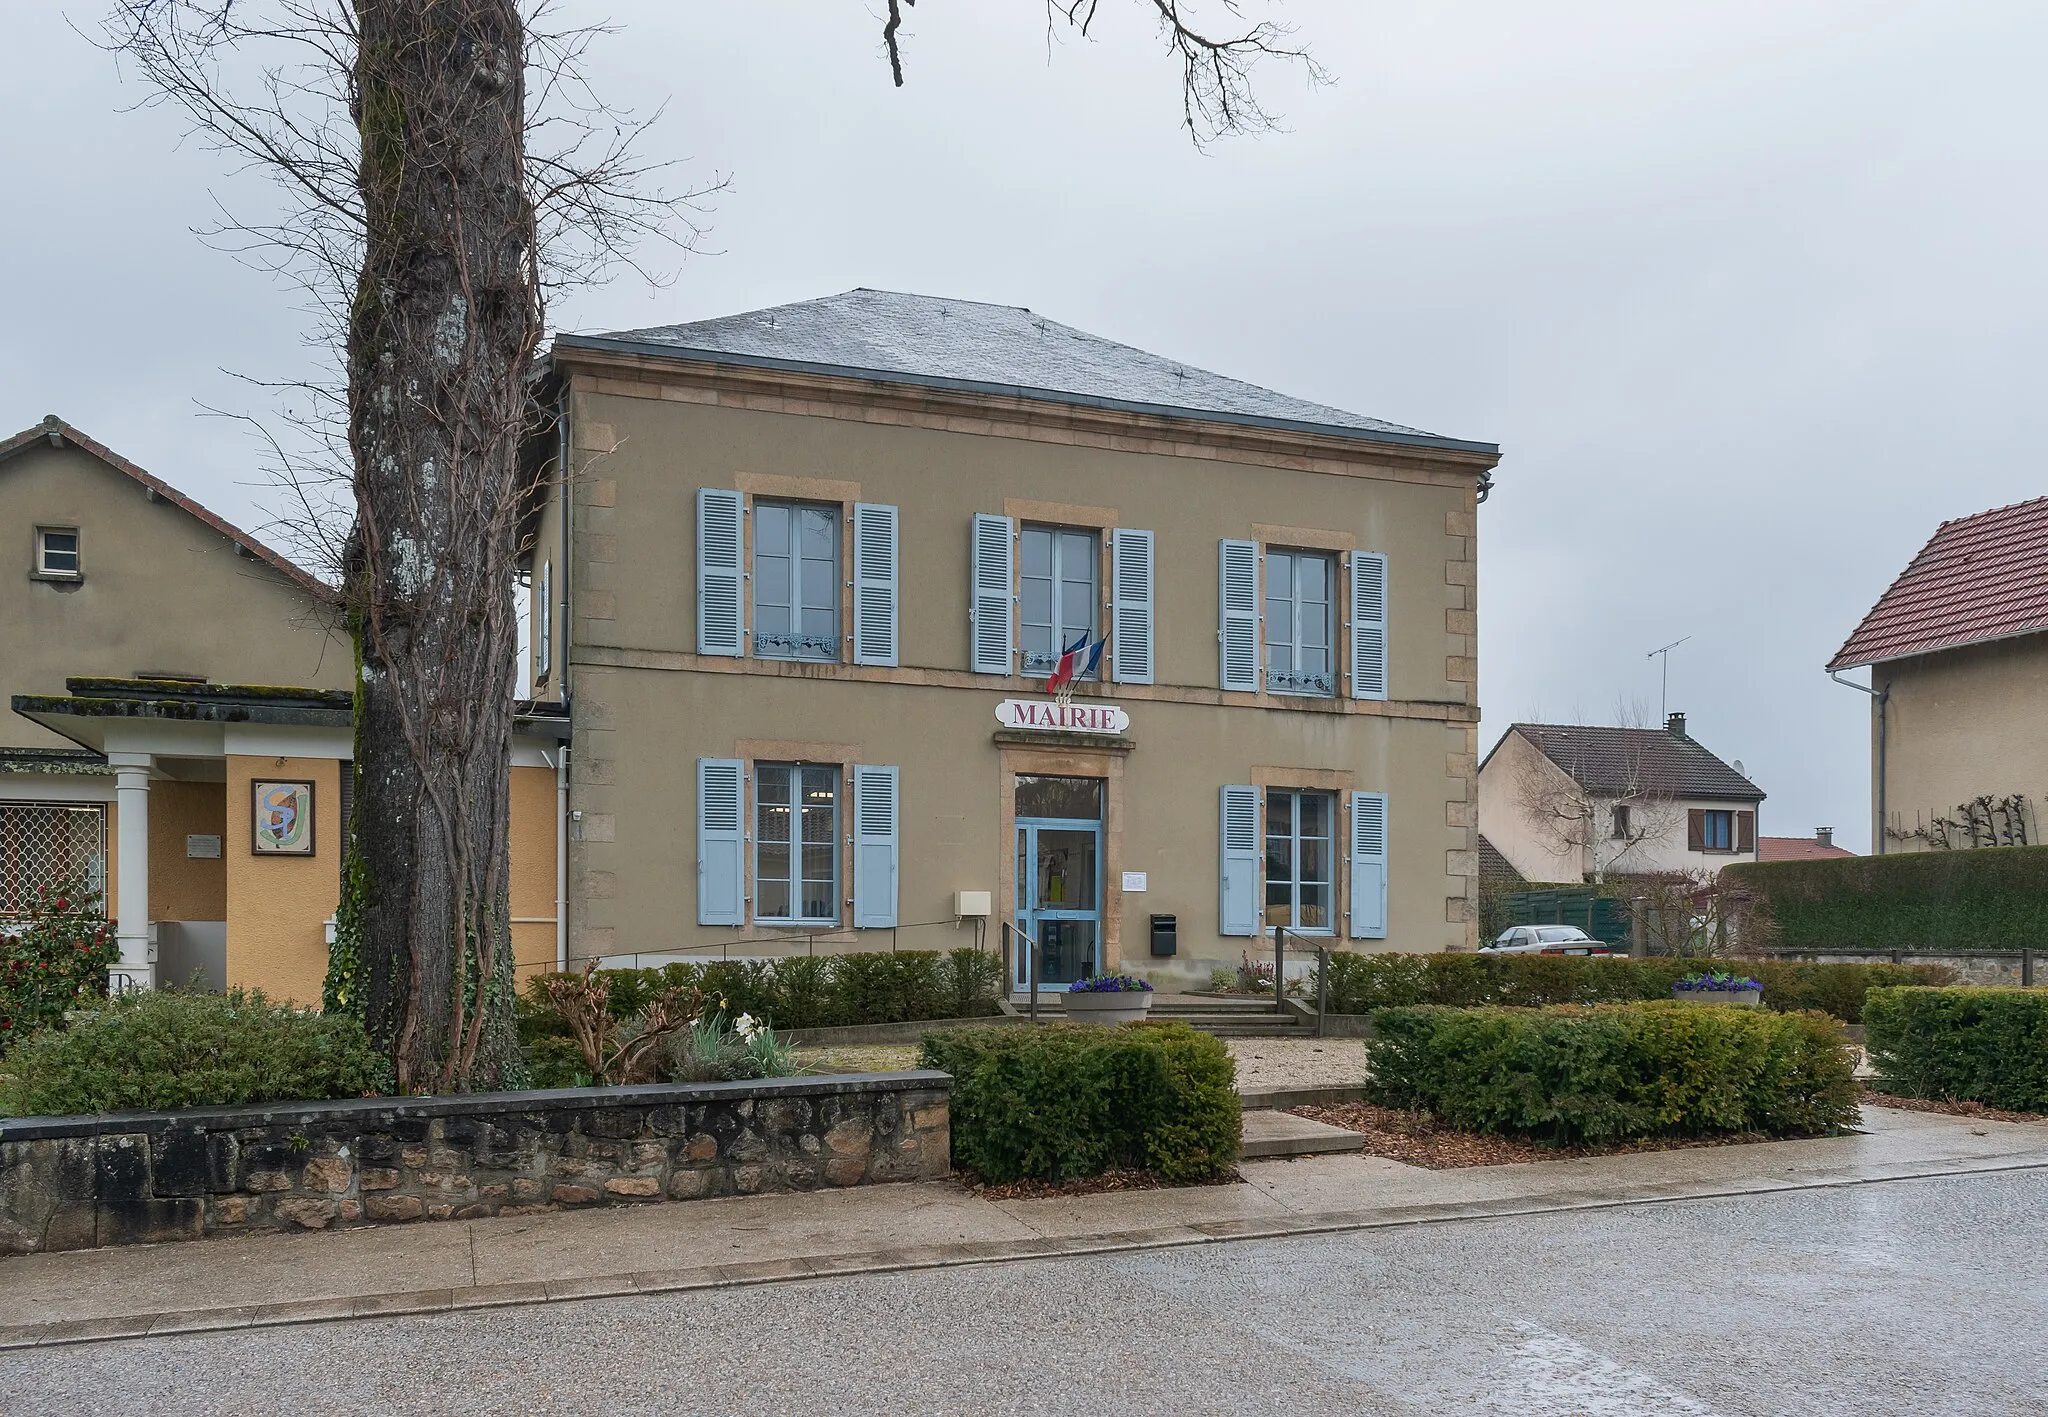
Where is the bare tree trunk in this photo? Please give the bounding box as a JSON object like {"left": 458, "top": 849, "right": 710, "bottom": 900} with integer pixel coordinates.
{"left": 348, "top": 0, "right": 539, "bottom": 1092}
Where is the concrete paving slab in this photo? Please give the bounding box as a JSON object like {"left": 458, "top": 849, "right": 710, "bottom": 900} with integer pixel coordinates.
{"left": 990, "top": 1177, "right": 1292, "bottom": 1238}
{"left": 1240, "top": 1107, "right": 1367, "bottom": 1158}
{"left": 0, "top": 1215, "right": 476, "bottom": 1328}
{"left": 466, "top": 1180, "right": 1034, "bottom": 1286}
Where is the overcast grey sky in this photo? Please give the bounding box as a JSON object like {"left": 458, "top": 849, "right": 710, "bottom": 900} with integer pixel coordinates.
{"left": 7, "top": 2, "right": 2045, "bottom": 851}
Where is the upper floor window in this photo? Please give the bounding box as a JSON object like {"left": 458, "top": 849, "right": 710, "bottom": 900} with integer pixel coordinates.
{"left": 1265, "top": 788, "right": 1335, "bottom": 933}
{"left": 753, "top": 502, "right": 839, "bottom": 662}
{"left": 1693, "top": 809, "right": 1733, "bottom": 852}
{"left": 756, "top": 762, "right": 838, "bottom": 923}
{"left": 1264, "top": 549, "right": 1334, "bottom": 696}
{"left": 1611, "top": 804, "right": 1631, "bottom": 840}
{"left": 36, "top": 527, "right": 80, "bottom": 579}
{"left": 1020, "top": 526, "right": 1098, "bottom": 677}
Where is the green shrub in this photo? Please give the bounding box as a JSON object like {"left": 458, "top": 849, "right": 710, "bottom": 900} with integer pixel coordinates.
{"left": 1726, "top": 846, "right": 2048, "bottom": 952}
{"left": 0, "top": 877, "right": 119, "bottom": 1054}
{"left": 0, "top": 988, "right": 389, "bottom": 1117}
{"left": 1365, "top": 1001, "right": 1858, "bottom": 1145}
{"left": 522, "top": 949, "right": 1003, "bottom": 1039}
{"left": 1864, "top": 987, "right": 2048, "bottom": 1110}
{"left": 920, "top": 1021, "right": 1239, "bottom": 1183}
{"left": 1314, "top": 952, "right": 1947, "bottom": 1023}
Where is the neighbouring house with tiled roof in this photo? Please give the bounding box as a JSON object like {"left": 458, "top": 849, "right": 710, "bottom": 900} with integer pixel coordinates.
{"left": 1758, "top": 828, "right": 1855, "bottom": 863}
{"left": 1476, "top": 713, "right": 1765, "bottom": 883}
{"left": 0, "top": 417, "right": 563, "bottom": 999}
{"left": 1829, "top": 495, "right": 2048, "bottom": 853}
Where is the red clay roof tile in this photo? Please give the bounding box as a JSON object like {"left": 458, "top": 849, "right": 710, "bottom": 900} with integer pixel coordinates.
{"left": 1830, "top": 496, "right": 2048, "bottom": 670}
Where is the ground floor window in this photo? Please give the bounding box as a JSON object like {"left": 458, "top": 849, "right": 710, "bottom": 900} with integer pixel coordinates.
{"left": 756, "top": 763, "right": 838, "bottom": 923}
{"left": 0, "top": 802, "right": 107, "bottom": 915}
{"left": 1265, "top": 788, "right": 1334, "bottom": 932}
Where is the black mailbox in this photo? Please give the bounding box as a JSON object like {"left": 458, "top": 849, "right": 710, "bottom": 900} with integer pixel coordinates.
{"left": 1149, "top": 913, "right": 1177, "bottom": 957}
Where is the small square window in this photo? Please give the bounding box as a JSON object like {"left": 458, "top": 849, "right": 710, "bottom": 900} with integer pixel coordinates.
{"left": 36, "top": 528, "right": 80, "bottom": 578}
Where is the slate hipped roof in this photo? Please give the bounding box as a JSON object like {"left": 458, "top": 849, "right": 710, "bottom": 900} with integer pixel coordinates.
{"left": 554, "top": 288, "right": 1497, "bottom": 455}
{"left": 1830, "top": 495, "right": 2048, "bottom": 670}
{"left": 1491, "top": 723, "right": 1765, "bottom": 802}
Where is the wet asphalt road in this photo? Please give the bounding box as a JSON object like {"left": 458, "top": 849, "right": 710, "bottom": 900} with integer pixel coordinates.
{"left": 6, "top": 1168, "right": 2045, "bottom": 1417}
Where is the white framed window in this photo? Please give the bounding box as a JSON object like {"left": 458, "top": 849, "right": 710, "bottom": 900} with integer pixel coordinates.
{"left": 1265, "top": 788, "right": 1335, "bottom": 933}
{"left": 752, "top": 502, "right": 840, "bottom": 662}
{"left": 756, "top": 762, "right": 839, "bottom": 924}
{"left": 35, "top": 527, "right": 80, "bottom": 579}
{"left": 1264, "top": 549, "right": 1335, "bottom": 696}
{"left": 1019, "top": 525, "right": 1099, "bottom": 676}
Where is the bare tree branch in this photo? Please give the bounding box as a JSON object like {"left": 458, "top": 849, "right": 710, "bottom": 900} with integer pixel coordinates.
{"left": 882, "top": 0, "right": 1328, "bottom": 145}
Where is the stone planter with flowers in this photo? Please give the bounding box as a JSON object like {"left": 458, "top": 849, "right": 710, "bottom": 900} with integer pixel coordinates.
{"left": 1061, "top": 974, "right": 1156, "bottom": 1025}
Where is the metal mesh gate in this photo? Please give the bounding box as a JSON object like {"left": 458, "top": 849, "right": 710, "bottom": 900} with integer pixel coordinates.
{"left": 0, "top": 802, "right": 108, "bottom": 915}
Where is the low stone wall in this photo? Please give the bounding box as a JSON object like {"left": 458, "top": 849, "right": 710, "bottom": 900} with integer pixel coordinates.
{"left": 1760, "top": 950, "right": 2034, "bottom": 987}
{"left": 0, "top": 1071, "right": 949, "bottom": 1255}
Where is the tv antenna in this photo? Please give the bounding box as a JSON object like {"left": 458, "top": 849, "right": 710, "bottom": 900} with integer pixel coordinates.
{"left": 1647, "top": 637, "right": 1691, "bottom": 721}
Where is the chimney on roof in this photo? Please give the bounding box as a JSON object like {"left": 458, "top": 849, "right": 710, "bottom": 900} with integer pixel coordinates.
{"left": 1666, "top": 712, "right": 1686, "bottom": 736}
{"left": 1816, "top": 827, "right": 1834, "bottom": 849}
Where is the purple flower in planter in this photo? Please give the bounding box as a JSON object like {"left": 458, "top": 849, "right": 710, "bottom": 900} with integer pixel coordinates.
{"left": 1067, "top": 973, "right": 1155, "bottom": 993}
{"left": 1675, "top": 971, "right": 1762, "bottom": 992}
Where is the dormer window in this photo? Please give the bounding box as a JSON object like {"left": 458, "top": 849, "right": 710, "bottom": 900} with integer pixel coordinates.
{"left": 36, "top": 527, "right": 80, "bottom": 579}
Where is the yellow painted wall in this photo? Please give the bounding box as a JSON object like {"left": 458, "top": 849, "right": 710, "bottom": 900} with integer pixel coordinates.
{"left": 225, "top": 755, "right": 340, "bottom": 1005}
{"left": 509, "top": 764, "right": 559, "bottom": 982}
{"left": 1877, "top": 634, "right": 2048, "bottom": 851}
{"left": 148, "top": 781, "right": 227, "bottom": 921}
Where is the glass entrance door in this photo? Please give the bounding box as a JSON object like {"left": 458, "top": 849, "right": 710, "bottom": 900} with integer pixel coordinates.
{"left": 1015, "top": 821, "right": 1102, "bottom": 990}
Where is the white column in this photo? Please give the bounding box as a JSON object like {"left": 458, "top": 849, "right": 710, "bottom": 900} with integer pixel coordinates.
{"left": 108, "top": 751, "right": 154, "bottom": 992}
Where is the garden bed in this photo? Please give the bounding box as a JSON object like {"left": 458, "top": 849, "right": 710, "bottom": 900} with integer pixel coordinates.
{"left": 1288, "top": 1101, "right": 1780, "bottom": 1169}
{"left": 960, "top": 1165, "right": 1244, "bottom": 1201}
{"left": 1856, "top": 1090, "right": 2048, "bottom": 1126}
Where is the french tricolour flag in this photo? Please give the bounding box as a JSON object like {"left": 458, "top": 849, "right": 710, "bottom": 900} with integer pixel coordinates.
{"left": 1046, "top": 631, "right": 1106, "bottom": 695}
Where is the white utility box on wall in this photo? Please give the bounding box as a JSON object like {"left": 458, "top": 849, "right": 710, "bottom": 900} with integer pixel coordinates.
{"left": 954, "top": 890, "right": 992, "bottom": 918}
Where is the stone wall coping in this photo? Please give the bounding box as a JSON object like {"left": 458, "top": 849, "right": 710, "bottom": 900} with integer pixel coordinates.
{"left": 0, "top": 1070, "right": 951, "bottom": 1142}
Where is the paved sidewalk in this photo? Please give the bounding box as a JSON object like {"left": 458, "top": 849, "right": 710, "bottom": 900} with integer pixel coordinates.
{"left": 4, "top": 1104, "right": 2044, "bottom": 1350}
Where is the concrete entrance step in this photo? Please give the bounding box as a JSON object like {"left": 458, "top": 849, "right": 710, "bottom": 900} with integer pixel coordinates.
{"left": 1240, "top": 1108, "right": 1366, "bottom": 1160}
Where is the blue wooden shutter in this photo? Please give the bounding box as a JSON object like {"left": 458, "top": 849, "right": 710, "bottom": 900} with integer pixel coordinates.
{"left": 1349, "top": 790, "right": 1388, "bottom": 939}
{"left": 970, "top": 513, "right": 1015, "bottom": 675}
{"left": 1111, "top": 527, "right": 1155, "bottom": 685}
{"left": 697, "top": 488, "right": 745, "bottom": 657}
{"left": 852, "top": 502, "right": 899, "bottom": 667}
{"left": 852, "top": 764, "right": 900, "bottom": 928}
{"left": 1220, "top": 783, "right": 1259, "bottom": 936}
{"left": 1219, "top": 539, "right": 1259, "bottom": 693}
{"left": 697, "top": 757, "right": 745, "bottom": 926}
{"left": 1351, "top": 551, "right": 1388, "bottom": 701}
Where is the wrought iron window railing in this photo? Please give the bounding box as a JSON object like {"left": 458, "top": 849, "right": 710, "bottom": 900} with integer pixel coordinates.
{"left": 753, "top": 632, "right": 839, "bottom": 661}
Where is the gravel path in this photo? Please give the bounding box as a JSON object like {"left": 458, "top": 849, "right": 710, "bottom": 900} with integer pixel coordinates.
{"left": 796, "top": 1036, "right": 1368, "bottom": 1091}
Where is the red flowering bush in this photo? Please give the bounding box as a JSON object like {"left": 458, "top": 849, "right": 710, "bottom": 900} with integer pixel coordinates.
{"left": 0, "top": 876, "right": 118, "bottom": 1054}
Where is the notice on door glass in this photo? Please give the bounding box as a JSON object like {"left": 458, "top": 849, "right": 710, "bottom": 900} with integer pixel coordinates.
{"left": 1121, "top": 871, "right": 1148, "bottom": 892}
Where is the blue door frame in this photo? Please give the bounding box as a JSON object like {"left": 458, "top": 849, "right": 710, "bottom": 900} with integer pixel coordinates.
{"left": 1014, "top": 816, "right": 1102, "bottom": 991}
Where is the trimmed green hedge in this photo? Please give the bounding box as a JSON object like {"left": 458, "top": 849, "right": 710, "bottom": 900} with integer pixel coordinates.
{"left": 1365, "top": 1002, "right": 1859, "bottom": 1145}
{"left": 1864, "top": 987, "right": 2048, "bottom": 1110}
{"left": 1725, "top": 846, "right": 2048, "bottom": 952}
{"left": 519, "top": 948, "right": 1002, "bottom": 1044}
{"left": 0, "top": 988, "right": 388, "bottom": 1117}
{"left": 919, "top": 1022, "right": 1239, "bottom": 1183}
{"left": 1314, "top": 952, "right": 1949, "bottom": 1023}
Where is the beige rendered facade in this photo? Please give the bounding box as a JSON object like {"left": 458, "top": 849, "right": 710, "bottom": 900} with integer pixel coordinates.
{"left": 1862, "top": 634, "right": 2048, "bottom": 851}
{"left": 534, "top": 292, "right": 1500, "bottom": 987}
{"left": 3, "top": 418, "right": 564, "bottom": 1000}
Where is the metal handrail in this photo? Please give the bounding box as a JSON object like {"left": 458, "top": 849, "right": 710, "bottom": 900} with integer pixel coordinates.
{"left": 1002, "top": 919, "right": 1040, "bottom": 1023}
{"left": 1273, "top": 924, "right": 1288, "bottom": 1016}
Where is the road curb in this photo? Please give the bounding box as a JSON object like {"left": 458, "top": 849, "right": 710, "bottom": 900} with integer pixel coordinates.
{"left": 7, "top": 1152, "right": 2047, "bottom": 1351}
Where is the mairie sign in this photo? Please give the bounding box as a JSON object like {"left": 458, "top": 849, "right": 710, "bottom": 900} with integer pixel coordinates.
{"left": 994, "top": 699, "right": 1130, "bottom": 735}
